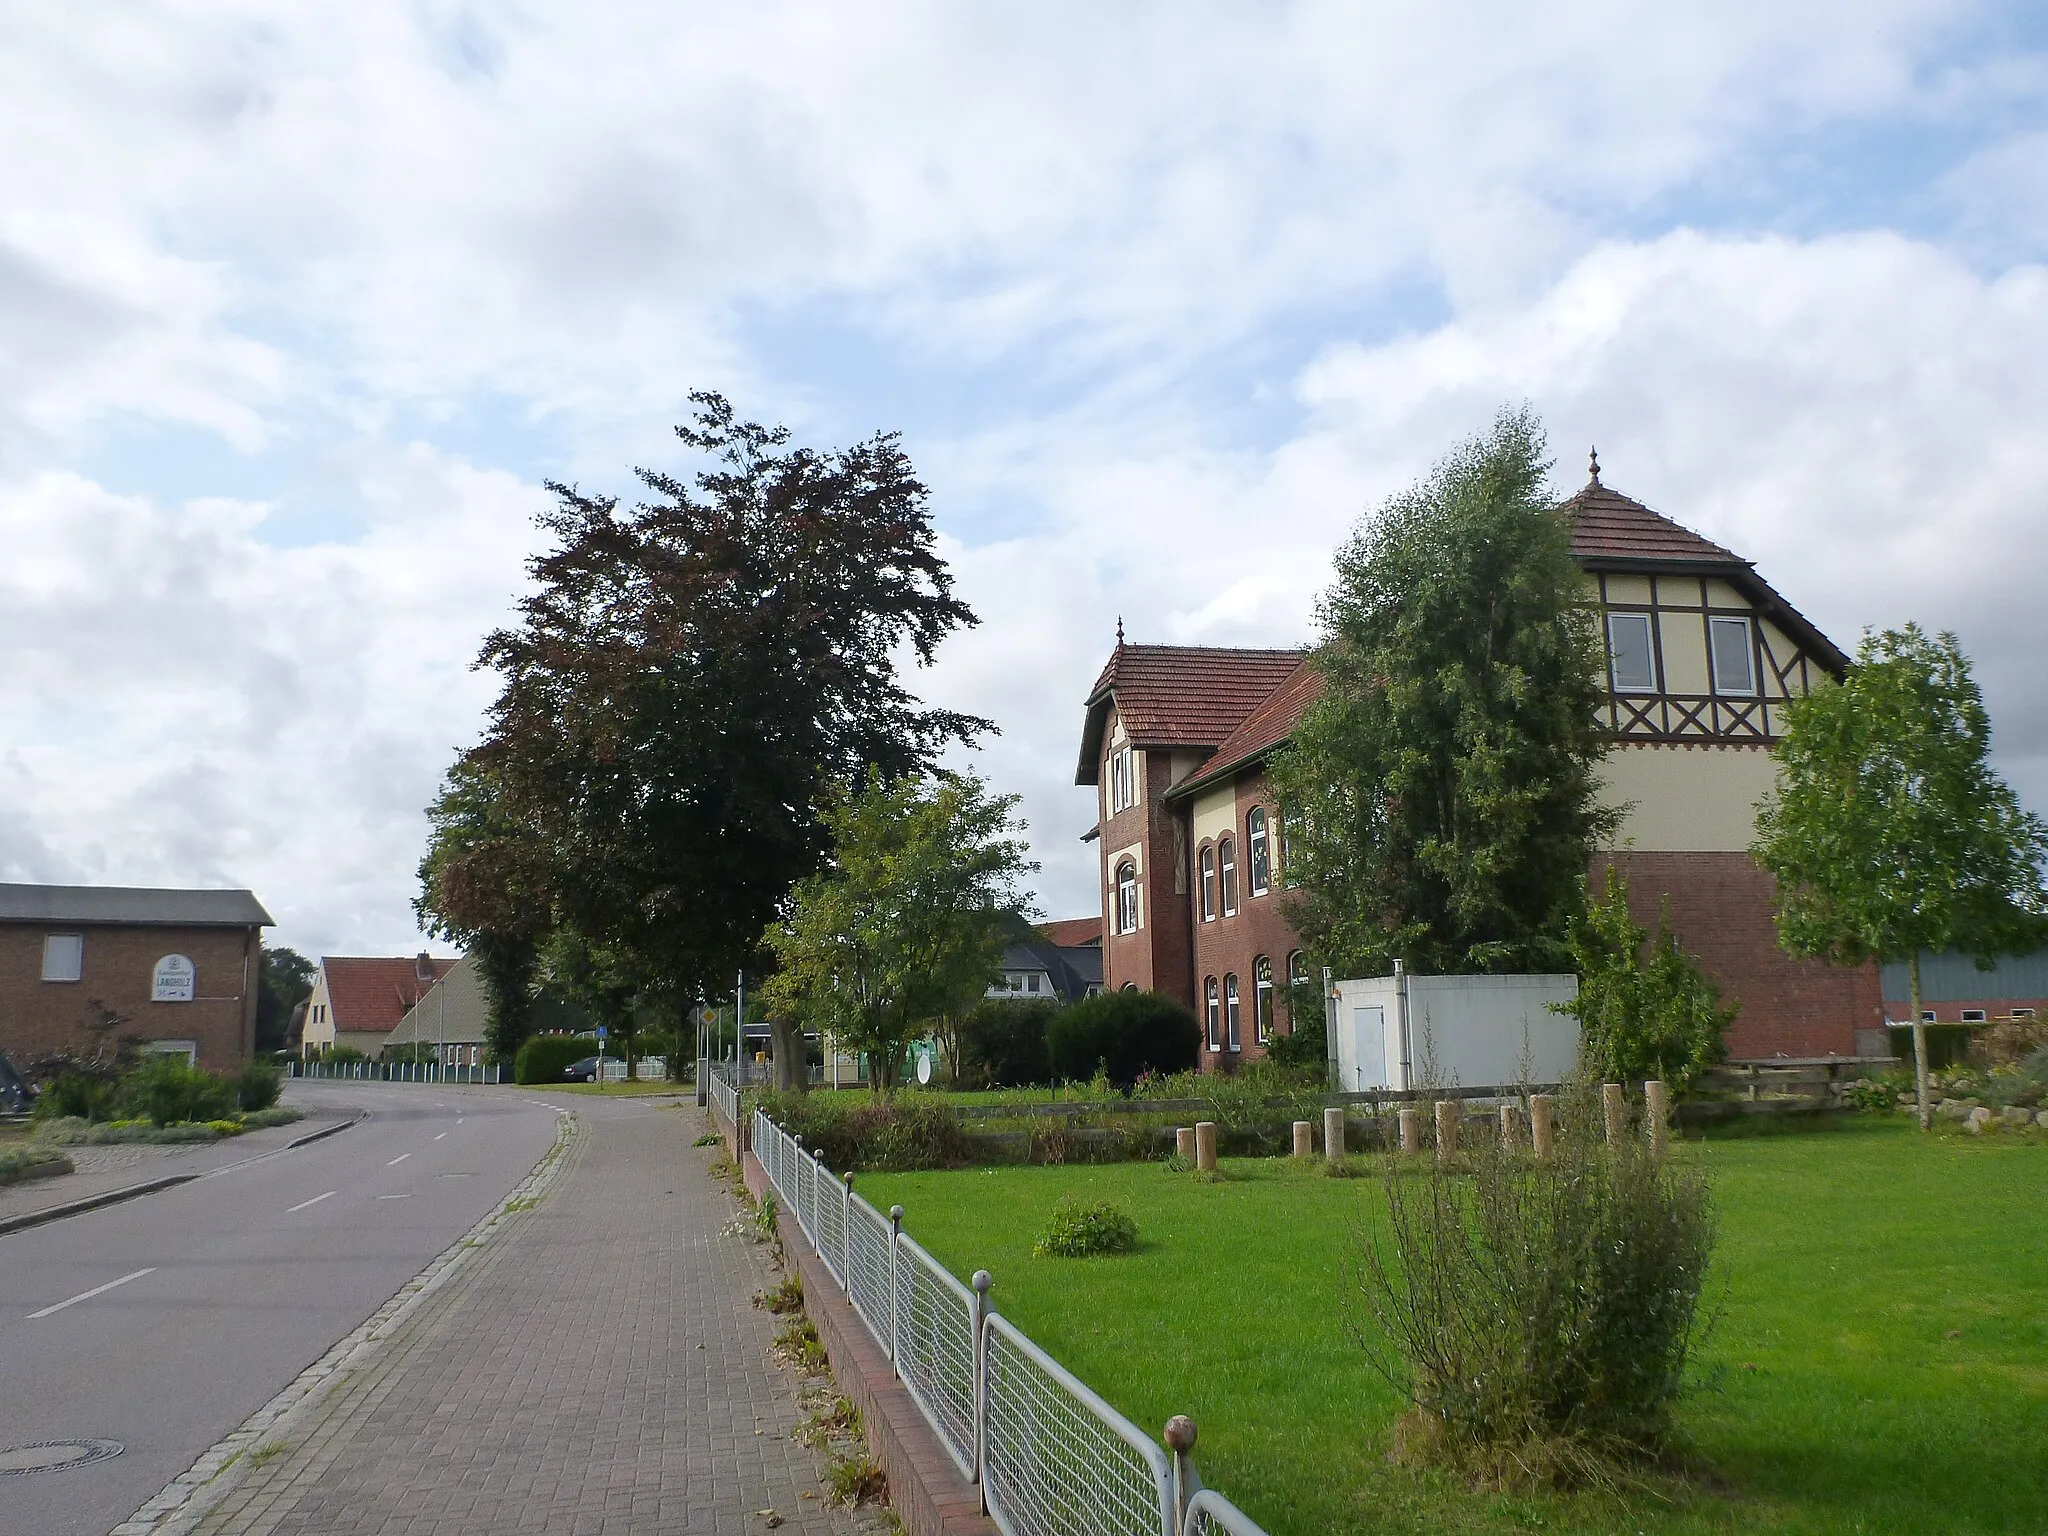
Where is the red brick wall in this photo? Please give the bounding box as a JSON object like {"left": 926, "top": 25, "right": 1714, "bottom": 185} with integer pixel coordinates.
{"left": 1595, "top": 851, "right": 1880, "bottom": 1059}
{"left": 0, "top": 923, "right": 259, "bottom": 1072}
{"left": 1185, "top": 770, "right": 1306, "bottom": 1069}
{"left": 1095, "top": 721, "right": 1197, "bottom": 1008}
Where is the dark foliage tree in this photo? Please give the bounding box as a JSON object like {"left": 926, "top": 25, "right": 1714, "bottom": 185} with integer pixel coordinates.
{"left": 1755, "top": 625, "right": 2048, "bottom": 1128}
{"left": 256, "top": 947, "right": 316, "bottom": 1054}
{"left": 459, "top": 392, "right": 987, "bottom": 1021}
{"left": 1271, "top": 408, "right": 1614, "bottom": 977}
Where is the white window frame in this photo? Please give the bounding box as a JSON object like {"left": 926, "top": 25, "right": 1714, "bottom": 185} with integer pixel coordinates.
{"left": 1247, "top": 809, "right": 1270, "bottom": 897}
{"left": 1204, "top": 978, "right": 1221, "bottom": 1052}
{"left": 1606, "top": 611, "right": 1657, "bottom": 694}
{"left": 1108, "top": 744, "right": 1137, "bottom": 814}
{"left": 1709, "top": 615, "right": 1756, "bottom": 696}
{"left": 1199, "top": 844, "right": 1216, "bottom": 922}
{"left": 1219, "top": 836, "right": 1238, "bottom": 917}
{"left": 1959, "top": 1009, "right": 1987, "bottom": 1024}
{"left": 41, "top": 933, "right": 83, "bottom": 983}
{"left": 1253, "top": 956, "right": 1273, "bottom": 1044}
{"left": 2011, "top": 1006, "right": 2037, "bottom": 1020}
{"left": 1115, "top": 861, "right": 1140, "bottom": 935}
{"left": 1224, "top": 975, "right": 1241, "bottom": 1052}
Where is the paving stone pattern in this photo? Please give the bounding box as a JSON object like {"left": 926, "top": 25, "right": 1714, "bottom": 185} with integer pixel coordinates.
{"left": 193, "top": 1101, "right": 868, "bottom": 1536}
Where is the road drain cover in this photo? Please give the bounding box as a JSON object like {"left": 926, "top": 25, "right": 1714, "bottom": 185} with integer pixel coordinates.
{"left": 0, "top": 1440, "right": 124, "bottom": 1476}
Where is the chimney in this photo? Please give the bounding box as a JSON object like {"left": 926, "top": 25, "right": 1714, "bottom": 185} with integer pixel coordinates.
{"left": 415, "top": 950, "right": 435, "bottom": 985}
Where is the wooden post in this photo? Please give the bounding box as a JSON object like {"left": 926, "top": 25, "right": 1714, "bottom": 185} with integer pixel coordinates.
{"left": 1434, "top": 1100, "right": 1459, "bottom": 1159}
{"left": 1291, "top": 1120, "right": 1313, "bottom": 1158}
{"left": 1498, "top": 1102, "right": 1520, "bottom": 1150}
{"left": 1529, "top": 1094, "right": 1554, "bottom": 1161}
{"left": 1644, "top": 1079, "right": 1669, "bottom": 1159}
{"left": 1194, "top": 1120, "right": 1218, "bottom": 1173}
{"left": 1175, "top": 1126, "right": 1195, "bottom": 1161}
{"left": 1323, "top": 1106, "right": 1345, "bottom": 1163}
{"left": 1397, "top": 1107, "right": 1422, "bottom": 1155}
{"left": 1602, "top": 1081, "right": 1627, "bottom": 1146}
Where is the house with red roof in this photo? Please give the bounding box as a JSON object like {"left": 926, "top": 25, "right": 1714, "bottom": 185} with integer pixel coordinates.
{"left": 1078, "top": 460, "right": 1884, "bottom": 1068}
{"left": 300, "top": 952, "right": 461, "bottom": 1059}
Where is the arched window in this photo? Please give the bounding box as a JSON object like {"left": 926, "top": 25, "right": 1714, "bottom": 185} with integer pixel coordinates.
{"left": 1224, "top": 974, "right": 1241, "bottom": 1052}
{"left": 1204, "top": 977, "right": 1221, "bottom": 1052}
{"left": 1198, "top": 844, "right": 1216, "bottom": 921}
{"left": 1247, "top": 808, "right": 1270, "bottom": 897}
{"left": 1253, "top": 956, "right": 1273, "bottom": 1044}
{"left": 1219, "top": 835, "right": 1237, "bottom": 917}
{"left": 1115, "top": 860, "right": 1139, "bottom": 935}
{"left": 1121, "top": 982, "right": 1139, "bottom": 993}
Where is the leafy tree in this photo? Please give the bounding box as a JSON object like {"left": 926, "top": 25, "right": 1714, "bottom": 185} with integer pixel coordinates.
{"left": 1271, "top": 408, "right": 1614, "bottom": 978}
{"left": 1265, "top": 977, "right": 1328, "bottom": 1075}
{"left": 1755, "top": 625, "right": 2048, "bottom": 1128}
{"left": 416, "top": 758, "right": 551, "bottom": 1063}
{"left": 456, "top": 392, "right": 987, "bottom": 1025}
{"left": 956, "top": 997, "right": 1058, "bottom": 1089}
{"left": 760, "top": 772, "right": 1034, "bottom": 1097}
{"left": 1558, "top": 868, "right": 1734, "bottom": 1093}
{"left": 256, "top": 947, "right": 316, "bottom": 1055}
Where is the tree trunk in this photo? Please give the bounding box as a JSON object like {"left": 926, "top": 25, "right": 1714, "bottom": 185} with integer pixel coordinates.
{"left": 770, "top": 1016, "right": 805, "bottom": 1093}
{"left": 1909, "top": 950, "right": 1931, "bottom": 1132}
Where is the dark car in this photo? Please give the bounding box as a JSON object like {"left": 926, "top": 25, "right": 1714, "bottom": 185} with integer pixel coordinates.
{"left": 562, "top": 1057, "right": 600, "bottom": 1083}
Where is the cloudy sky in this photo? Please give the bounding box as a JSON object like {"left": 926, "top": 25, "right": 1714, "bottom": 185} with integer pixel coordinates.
{"left": 4, "top": 3, "right": 2046, "bottom": 958}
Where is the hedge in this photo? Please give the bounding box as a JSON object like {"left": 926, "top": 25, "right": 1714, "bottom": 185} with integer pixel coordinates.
{"left": 515, "top": 1033, "right": 600, "bottom": 1085}
{"left": 1045, "top": 990, "right": 1201, "bottom": 1087}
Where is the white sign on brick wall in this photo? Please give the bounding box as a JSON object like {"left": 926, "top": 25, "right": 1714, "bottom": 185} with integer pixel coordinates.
{"left": 152, "top": 954, "right": 196, "bottom": 1003}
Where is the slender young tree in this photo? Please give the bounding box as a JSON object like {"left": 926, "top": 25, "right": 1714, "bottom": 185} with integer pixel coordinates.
{"left": 760, "top": 772, "right": 1035, "bottom": 1097}
{"left": 1755, "top": 625, "right": 2048, "bottom": 1129}
{"left": 1271, "top": 407, "right": 1615, "bottom": 977}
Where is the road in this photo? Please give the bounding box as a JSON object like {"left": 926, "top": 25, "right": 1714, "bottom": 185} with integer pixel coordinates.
{"left": 0, "top": 1081, "right": 563, "bottom": 1536}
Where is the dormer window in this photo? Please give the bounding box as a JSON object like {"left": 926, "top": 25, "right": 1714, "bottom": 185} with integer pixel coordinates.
{"left": 1607, "top": 612, "right": 1655, "bottom": 693}
{"left": 1709, "top": 616, "right": 1755, "bottom": 695}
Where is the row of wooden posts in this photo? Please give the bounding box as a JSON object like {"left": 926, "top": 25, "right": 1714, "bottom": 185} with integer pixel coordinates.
{"left": 1172, "top": 1081, "right": 1672, "bottom": 1173}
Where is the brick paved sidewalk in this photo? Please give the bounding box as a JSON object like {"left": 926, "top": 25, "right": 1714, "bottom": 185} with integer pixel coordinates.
{"left": 188, "top": 1098, "right": 871, "bottom": 1536}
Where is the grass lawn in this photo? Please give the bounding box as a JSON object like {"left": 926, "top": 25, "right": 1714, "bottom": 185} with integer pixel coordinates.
{"left": 550, "top": 1079, "right": 693, "bottom": 1097}
{"left": 861, "top": 1118, "right": 2048, "bottom": 1536}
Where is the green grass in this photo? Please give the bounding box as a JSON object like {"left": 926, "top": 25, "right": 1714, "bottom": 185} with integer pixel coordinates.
{"left": 862, "top": 1119, "right": 2048, "bottom": 1536}
{"left": 549, "top": 1079, "right": 692, "bottom": 1096}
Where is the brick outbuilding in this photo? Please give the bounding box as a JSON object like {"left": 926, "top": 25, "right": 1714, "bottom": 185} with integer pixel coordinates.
{"left": 0, "top": 884, "right": 272, "bottom": 1073}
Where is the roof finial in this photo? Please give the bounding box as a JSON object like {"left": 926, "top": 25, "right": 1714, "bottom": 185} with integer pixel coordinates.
{"left": 1588, "top": 446, "right": 1601, "bottom": 484}
{"left": 1116, "top": 616, "right": 1125, "bottom": 648}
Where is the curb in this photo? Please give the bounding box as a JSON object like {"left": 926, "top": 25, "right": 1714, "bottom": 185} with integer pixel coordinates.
{"left": 0, "top": 1115, "right": 363, "bottom": 1237}
{"left": 0, "top": 1173, "right": 201, "bottom": 1236}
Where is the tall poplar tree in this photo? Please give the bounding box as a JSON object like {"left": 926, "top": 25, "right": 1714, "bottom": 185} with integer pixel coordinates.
{"left": 1271, "top": 408, "right": 1614, "bottom": 977}
{"left": 1754, "top": 625, "right": 2048, "bottom": 1129}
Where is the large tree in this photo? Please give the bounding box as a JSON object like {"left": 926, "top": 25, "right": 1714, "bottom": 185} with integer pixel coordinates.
{"left": 1270, "top": 408, "right": 1614, "bottom": 978}
{"left": 437, "top": 392, "right": 987, "bottom": 1030}
{"left": 760, "top": 772, "right": 1035, "bottom": 1097}
{"left": 1754, "top": 625, "right": 2048, "bottom": 1129}
{"left": 255, "top": 946, "right": 316, "bottom": 1055}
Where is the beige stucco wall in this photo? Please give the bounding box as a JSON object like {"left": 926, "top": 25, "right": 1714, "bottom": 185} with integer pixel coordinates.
{"left": 301, "top": 971, "right": 335, "bottom": 1053}
{"left": 1190, "top": 782, "right": 1236, "bottom": 847}
{"left": 1596, "top": 743, "right": 1781, "bottom": 853}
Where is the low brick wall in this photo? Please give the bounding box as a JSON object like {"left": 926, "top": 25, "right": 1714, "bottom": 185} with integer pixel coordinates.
{"left": 717, "top": 1111, "right": 997, "bottom": 1536}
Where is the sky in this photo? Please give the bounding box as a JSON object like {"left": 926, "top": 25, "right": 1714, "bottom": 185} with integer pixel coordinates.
{"left": 3, "top": 2, "right": 2047, "bottom": 959}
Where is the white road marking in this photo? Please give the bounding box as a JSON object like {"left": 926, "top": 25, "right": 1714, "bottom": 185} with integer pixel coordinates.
{"left": 434, "top": 1132, "right": 447, "bottom": 1141}
{"left": 30, "top": 1268, "right": 156, "bottom": 1318}
{"left": 387, "top": 1153, "right": 411, "bottom": 1165}
{"left": 377, "top": 1194, "right": 412, "bottom": 1200}
{"left": 287, "top": 1191, "right": 336, "bottom": 1213}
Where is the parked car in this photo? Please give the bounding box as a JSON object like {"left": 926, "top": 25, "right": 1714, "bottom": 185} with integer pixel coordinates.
{"left": 562, "top": 1057, "right": 600, "bottom": 1083}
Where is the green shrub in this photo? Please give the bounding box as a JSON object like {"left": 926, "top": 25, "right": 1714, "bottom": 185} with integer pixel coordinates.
{"left": 115, "top": 1058, "right": 237, "bottom": 1126}
{"left": 1842, "top": 1075, "right": 1902, "bottom": 1112}
{"left": 240, "top": 1106, "right": 303, "bottom": 1129}
{"left": 205, "top": 1118, "right": 245, "bottom": 1136}
{"left": 322, "top": 1046, "right": 366, "bottom": 1064}
{"left": 1265, "top": 977, "right": 1328, "bottom": 1074}
{"left": 956, "top": 998, "right": 1057, "bottom": 1088}
{"left": 757, "top": 1091, "right": 971, "bottom": 1172}
{"left": 233, "top": 1058, "right": 283, "bottom": 1111}
{"left": 514, "top": 1033, "right": 599, "bottom": 1085}
{"left": 1045, "top": 991, "right": 1200, "bottom": 1087}
{"left": 1356, "top": 1086, "right": 1714, "bottom": 1478}
{"left": 1561, "top": 868, "right": 1734, "bottom": 1094}
{"left": 0, "top": 1146, "right": 70, "bottom": 1184}
{"left": 33, "top": 1072, "right": 115, "bottom": 1122}
{"left": 1033, "top": 1195, "right": 1138, "bottom": 1257}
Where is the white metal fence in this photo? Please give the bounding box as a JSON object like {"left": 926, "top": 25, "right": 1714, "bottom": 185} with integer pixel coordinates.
{"left": 288, "top": 1060, "right": 505, "bottom": 1084}
{"left": 711, "top": 1066, "right": 1267, "bottom": 1536}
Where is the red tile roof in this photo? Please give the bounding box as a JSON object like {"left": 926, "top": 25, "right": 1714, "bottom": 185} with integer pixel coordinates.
{"left": 321, "top": 955, "right": 460, "bottom": 1034}
{"left": 1037, "top": 917, "right": 1103, "bottom": 948}
{"left": 1564, "top": 478, "right": 1743, "bottom": 566}
{"left": 1077, "top": 645, "right": 1304, "bottom": 783}
{"left": 1168, "top": 660, "right": 1323, "bottom": 800}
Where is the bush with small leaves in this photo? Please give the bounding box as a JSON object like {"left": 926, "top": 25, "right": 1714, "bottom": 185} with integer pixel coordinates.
{"left": 1034, "top": 1195, "right": 1138, "bottom": 1258}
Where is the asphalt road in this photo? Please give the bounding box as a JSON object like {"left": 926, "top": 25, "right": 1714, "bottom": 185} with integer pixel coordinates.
{"left": 0, "top": 1081, "right": 564, "bottom": 1536}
